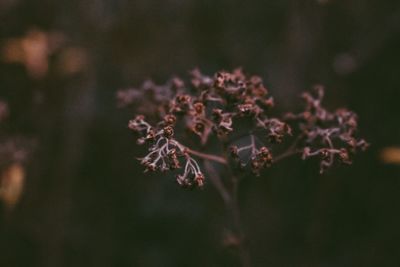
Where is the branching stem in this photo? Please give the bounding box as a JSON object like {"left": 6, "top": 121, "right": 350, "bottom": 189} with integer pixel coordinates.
{"left": 185, "top": 147, "right": 228, "bottom": 165}
{"left": 204, "top": 160, "right": 251, "bottom": 267}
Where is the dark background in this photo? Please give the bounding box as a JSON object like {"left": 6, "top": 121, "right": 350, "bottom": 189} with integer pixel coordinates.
{"left": 0, "top": 0, "right": 399, "bottom": 266}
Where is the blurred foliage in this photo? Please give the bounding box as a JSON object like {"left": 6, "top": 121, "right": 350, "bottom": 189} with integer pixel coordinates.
{"left": 0, "top": 0, "right": 399, "bottom": 266}
{"left": 381, "top": 147, "right": 400, "bottom": 165}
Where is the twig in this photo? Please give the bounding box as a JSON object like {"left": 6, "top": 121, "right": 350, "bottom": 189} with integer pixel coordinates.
{"left": 274, "top": 149, "right": 300, "bottom": 163}
{"left": 273, "top": 135, "right": 303, "bottom": 163}
{"left": 228, "top": 172, "right": 251, "bottom": 267}
{"left": 204, "top": 160, "right": 251, "bottom": 267}
{"left": 204, "top": 160, "right": 231, "bottom": 205}
{"left": 185, "top": 147, "right": 227, "bottom": 165}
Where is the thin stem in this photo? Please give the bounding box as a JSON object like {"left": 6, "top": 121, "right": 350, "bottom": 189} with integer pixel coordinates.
{"left": 274, "top": 149, "right": 300, "bottom": 163}
{"left": 169, "top": 139, "right": 227, "bottom": 164}
{"left": 204, "top": 160, "right": 231, "bottom": 205}
{"left": 273, "top": 134, "right": 304, "bottom": 163}
{"left": 229, "top": 174, "right": 251, "bottom": 267}
{"left": 185, "top": 147, "right": 228, "bottom": 165}
{"left": 204, "top": 160, "right": 251, "bottom": 267}
{"left": 250, "top": 134, "right": 256, "bottom": 154}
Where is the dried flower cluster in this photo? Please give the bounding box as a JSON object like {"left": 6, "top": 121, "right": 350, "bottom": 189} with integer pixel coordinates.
{"left": 128, "top": 115, "right": 205, "bottom": 187}
{"left": 119, "top": 69, "right": 368, "bottom": 187}
{"left": 284, "top": 86, "right": 369, "bottom": 173}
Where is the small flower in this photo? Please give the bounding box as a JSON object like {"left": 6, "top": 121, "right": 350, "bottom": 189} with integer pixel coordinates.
{"left": 162, "top": 126, "right": 174, "bottom": 138}
{"left": 144, "top": 162, "right": 157, "bottom": 172}
{"left": 260, "top": 97, "right": 274, "bottom": 109}
{"left": 229, "top": 145, "right": 239, "bottom": 159}
{"left": 171, "top": 77, "right": 185, "bottom": 90}
{"left": 145, "top": 128, "right": 156, "bottom": 141}
{"left": 339, "top": 148, "right": 352, "bottom": 164}
{"left": 249, "top": 146, "right": 273, "bottom": 175}
{"left": 163, "top": 114, "right": 176, "bottom": 125}
{"left": 176, "top": 174, "right": 191, "bottom": 187}
{"left": 170, "top": 94, "right": 192, "bottom": 114}
{"left": 194, "top": 172, "right": 205, "bottom": 187}
{"left": 211, "top": 108, "right": 221, "bottom": 119}
{"left": 319, "top": 148, "right": 330, "bottom": 160}
{"left": 167, "top": 149, "right": 180, "bottom": 169}
{"left": 193, "top": 102, "right": 205, "bottom": 115}
{"left": 192, "top": 122, "right": 205, "bottom": 135}
{"left": 237, "top": 102, "right": 261, "bottom": 116}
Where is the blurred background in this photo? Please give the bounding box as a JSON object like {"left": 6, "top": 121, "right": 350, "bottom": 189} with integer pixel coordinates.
{"left": 0, "top": 0, "right": 399, "bottom": 266}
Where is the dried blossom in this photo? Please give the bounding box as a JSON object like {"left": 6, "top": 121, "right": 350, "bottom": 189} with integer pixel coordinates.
{"left": 129, "top": 115, "right": 205, "bottom": 188}
{"left": 284, "top": 85, "right": 369, "bottom": 173}
{"left": 121, "top": 69, "right": 368, "bottom": 187}
{"left": 228, "top": 135, "right": 273, "bottom": 175}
